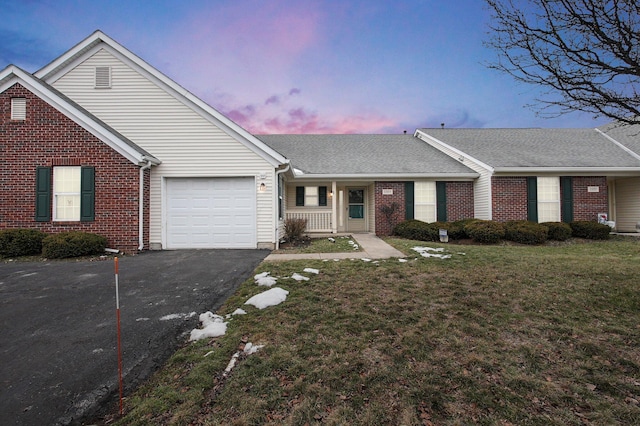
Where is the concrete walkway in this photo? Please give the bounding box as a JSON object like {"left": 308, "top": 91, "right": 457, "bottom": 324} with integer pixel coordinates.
{"left": 264, "top": 233, "right": 406, "bottom": 262}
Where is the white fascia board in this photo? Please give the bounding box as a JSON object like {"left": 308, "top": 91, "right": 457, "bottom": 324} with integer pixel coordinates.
{"left": 414, "top": 129, "right": 495, "bottom": 173}
{"left": 290, "top": 173, "right": 479, "bottom": 180}
{"left": 2, "top": 67, "right": 153, "bottom": 166}
{"left": 494, "top": 167, "right": 640, "bottom": 175}
{"left": 37, "top": 31, "right": 286, "bottom": 167}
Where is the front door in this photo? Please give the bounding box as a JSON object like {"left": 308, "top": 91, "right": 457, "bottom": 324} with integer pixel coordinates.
{"left": 347, "top": 188, "right": 366, "bottom": 232}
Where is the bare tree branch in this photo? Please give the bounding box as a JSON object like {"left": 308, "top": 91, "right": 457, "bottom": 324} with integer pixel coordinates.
{"left": 484, "top": 0, "right": 640, "bottom": 124}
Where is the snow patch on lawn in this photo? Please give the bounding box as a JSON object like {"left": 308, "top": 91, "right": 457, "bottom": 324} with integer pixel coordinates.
{"left": 245, "top": 287, "right": 289, "bottom": 309}
{"left": 189, "top": 312, "right": 227, "bottom": 341}
{"left": 412, "top": 246, "right": 452, "bottom": 259}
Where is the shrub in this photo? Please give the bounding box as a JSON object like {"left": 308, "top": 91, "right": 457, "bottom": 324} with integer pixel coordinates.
{"left": 464, "top": 220, "right": 505, "bottom": 244}
{"left": 449, "top": 218, "right": 479, "bottom": 240}
{"left": 570, "top": 221, "right": 611, "bottom": 240}
{"left": 0, "top": 228, "right": 47, "bottom": 257}
{"left": 542, "top": 222, "right": 572, "bottom": 241}
{"left": 393, "top": 219, "right": 439, "bottom": 242}
{"left": 504, "top": 220, "right": 548, "bottom": 245}
{"left": 42, "top": 232, "right": 107, "bottom": 259}
{"left": 284, "top": 218, "right": 307, "bottom": 241}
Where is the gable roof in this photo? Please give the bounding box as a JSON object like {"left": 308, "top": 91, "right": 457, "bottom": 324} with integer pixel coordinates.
{"left": 257, "top": 134, "right": 478, "bottom": 178}
{"left": 34, "top": 30, "right": 287, "bottom": 167}
{"left": 0, "top": 65, "right": 160, "bottom": 166}
{"left": 417, "top": 128, "right": 640, "bottom": 172}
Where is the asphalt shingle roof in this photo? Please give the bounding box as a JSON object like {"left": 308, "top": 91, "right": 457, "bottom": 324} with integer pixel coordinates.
{"left": 419, "top": 128, "right": 640, "bottom": 168}
{"left": 257, "top": 134, "right": 477, "bottom": 176}
{"left": 598, "top": 122, "right": 640, "bottom": 158}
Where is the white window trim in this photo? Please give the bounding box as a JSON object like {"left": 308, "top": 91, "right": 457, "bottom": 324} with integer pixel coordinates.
{"left": 53, "top": 166, "right": 81, "bottom": 221}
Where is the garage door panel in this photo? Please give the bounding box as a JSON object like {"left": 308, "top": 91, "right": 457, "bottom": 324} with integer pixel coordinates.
{"left": 166, "top": 177, "right": 256, "bottom": 248}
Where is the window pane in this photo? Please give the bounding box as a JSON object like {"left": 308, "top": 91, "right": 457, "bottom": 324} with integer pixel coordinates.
{"left": 349, "top": 205, "right": 364, "bottom": 219}
{"left": 348, "top": 189, "right": 364, "bottom": 204}
{"left": 55, "top": 195, "right": 81, "bottom": 220}
{"left": 415, "top": 205, "right": 436, "bottom": 223}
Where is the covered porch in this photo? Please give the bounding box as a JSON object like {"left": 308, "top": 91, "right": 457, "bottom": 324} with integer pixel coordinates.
{"left": 283, "top": 180, "right": 376, "bottom": 234}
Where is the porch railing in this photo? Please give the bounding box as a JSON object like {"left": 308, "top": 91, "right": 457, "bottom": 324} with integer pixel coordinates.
{"left": 286, "top": 211, "right": 333, "bottom": 233}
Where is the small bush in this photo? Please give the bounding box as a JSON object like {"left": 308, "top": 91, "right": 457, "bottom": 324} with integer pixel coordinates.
{"left": 393, "top": 219, "right": 439, "bottom": 242}
{"left": 0, "top": 228, "right": 47, "bottom": 257}
{"left": 504, "top": 220, "right": 548, "bottom": 245}
{"left": 284, "top": 218, "right": 308, "bottom": 241}
{"left": 542, "top": 222, "right": 572, "bottom": 241}
{"left": 42, "top": 232, "right": 107, "bottom": 259}
{"left": 570, "top": 221, "right": 611, "bottom": 240}
{"left": 464, "top": 220, "right": 505, "bottom": 244}
{"left": 449, "top": 218, "right": 479, "bottom": 240}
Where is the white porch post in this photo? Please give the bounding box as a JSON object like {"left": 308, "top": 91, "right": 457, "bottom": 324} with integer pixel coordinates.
{"left": 331, "top": 181, "right": 338, "bottom": 234}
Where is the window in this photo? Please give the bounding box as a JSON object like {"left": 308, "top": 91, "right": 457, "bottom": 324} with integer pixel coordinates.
{"left": 11, "top": 98, "right": 26, "bottom": 120}
{"left": 35, "top": 166, "right": 95, "bottom": 222}
{"left": 537, "top": 177, "right": 560, "bottom": 222}
{"left": 414, "top": 181, "right": 436, "bottom": 223}
{"left": 54, "top": 167, "right": 81, "bottom": 221}
{"left": 95, "top": 66, "right": 111, "bottom": 88}
{"left": 295, "top": 186, "right": 327, "bottom": 207}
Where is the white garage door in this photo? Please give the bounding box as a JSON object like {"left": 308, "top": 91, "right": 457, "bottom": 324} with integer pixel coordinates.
{"left": 166, "top": 177, "right": 256, "bottom": 248}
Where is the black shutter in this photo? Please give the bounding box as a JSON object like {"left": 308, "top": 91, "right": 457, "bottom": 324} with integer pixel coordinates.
{"left": 35, "top": 167, "right": 51, "bottom": 222}
{"left": 80, "top": 166, "right": 95, "bottom": 222}
{"left": 561, "top": 176, "right": 573, "bottom": 223}
{"left": 296, "top": 186, "right": 304, "bottom": 206}
{"left": 527, "top": 177, "right": 538, "bottom": 222}
{"left": 319, "top": 186, "right": 327, "bottom": 206}
{"left": 404, "top": 181, "right": 414, "bottom": 220}
{"left": 436, "top": 181, "right": 447, "bottom": 222}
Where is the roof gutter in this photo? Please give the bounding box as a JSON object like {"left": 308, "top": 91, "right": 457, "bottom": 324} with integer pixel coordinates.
{"left": 274, "top": 162, "right": 291, "bottom": 250}
{"left": 290, "top": 172, "right": 479, "bottom": 180}
{"left": 494, "top": 167, "right": 640, "bottom": 175}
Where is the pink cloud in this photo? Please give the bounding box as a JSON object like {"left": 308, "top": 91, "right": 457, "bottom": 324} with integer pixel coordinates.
{"left": 218, "top": 101, "right": 398, "bottom": 134}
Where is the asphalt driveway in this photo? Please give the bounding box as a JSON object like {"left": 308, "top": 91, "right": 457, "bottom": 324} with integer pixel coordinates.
{"left": 0, "top": 249, "right": 269, "bottom": 426}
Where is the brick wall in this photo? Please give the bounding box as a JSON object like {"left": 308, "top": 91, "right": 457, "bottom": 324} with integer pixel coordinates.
{"left": 446, "top": 181, "right": 474, "bottom": 220}
{"left": 0, "top": 83, "right": 147, "bottom": 253}
{"left": 491, "top": 177, "right": 528, "bottom": 221}
{"left": 491, "top": 176, "right": 609, "bottom": 223}
{"left": 573, "top": 176, "right": 608, "bottom": 221}
{"left": 374, "top": 181, "right": 475, "bottom": 235}
{"left": 374, "top": 182, "right": 406, "bottom": 236}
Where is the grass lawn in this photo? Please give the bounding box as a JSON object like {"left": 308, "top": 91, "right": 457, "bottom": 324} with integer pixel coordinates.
{"left": 111, "top": 237, "right": 640, "bottom": 425}
{"left": 272, "top": 236, "right": 362, "bottom": 254}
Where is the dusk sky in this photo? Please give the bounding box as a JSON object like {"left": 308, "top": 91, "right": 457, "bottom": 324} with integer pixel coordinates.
{"left": 2, "top": 0, "right": 610, "bottom": 134}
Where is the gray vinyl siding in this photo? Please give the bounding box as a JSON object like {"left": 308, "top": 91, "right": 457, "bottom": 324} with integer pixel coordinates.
{"left": 614, "top": 177, "right": 640, "bottom": 232}
{"left": 50, "top": 48, "right": 275, "bottom": 248}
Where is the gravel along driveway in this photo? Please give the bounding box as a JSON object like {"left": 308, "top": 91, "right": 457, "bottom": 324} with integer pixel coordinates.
{"left": 0, "top": 249, "right": 269, "bottom": 426}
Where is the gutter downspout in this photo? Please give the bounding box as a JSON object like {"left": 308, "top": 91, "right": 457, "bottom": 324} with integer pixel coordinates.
{"left": 138, "top": 160, "right": 153, "bottom": 251}
{"left": 274, "top": 162, "right": 291, "bottom": 250}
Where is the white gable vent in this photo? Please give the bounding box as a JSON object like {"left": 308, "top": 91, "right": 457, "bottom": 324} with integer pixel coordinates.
{"left": 11, "top": 98, "right": 26, "bottom": 120}
{"left": 95, "top": 66, "right": 111, "bottom": 88}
